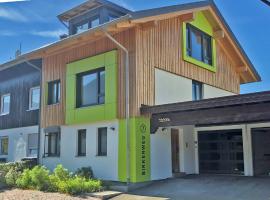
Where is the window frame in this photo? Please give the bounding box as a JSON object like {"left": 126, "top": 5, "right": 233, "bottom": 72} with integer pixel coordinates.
{"left": 0, "top": 94, "right": 10, "bottom": 115}
{"left": 27, "top": 133, "right": 38, "bottom": 157}
{"left": 47, "top": 80, "right": 61, "bottom": 105}
{"left": 192, "top": 80, "right": 203, "bottom": 101}
{"left": 0, "top": 137, "right": 8, "bottom": 156}
{"left": 74, "top": 15, "right": 100, "bottom": 34}
{"left": 76, "top": 67, "right": 105, "bottom": 108}
{"left": 29, "top": 86, "right": 40, "bottom": 110}
{"left": 77, "top": 129, "right": 86, "bottom": 157}
{"left": 44, "top": 132, "right": 61, "bottom": 157}
{"left": 97, "top": 127, "right": 107, "bottom": 157}
{"left": 186, "top": 23, "right": 213, "bottom": 66}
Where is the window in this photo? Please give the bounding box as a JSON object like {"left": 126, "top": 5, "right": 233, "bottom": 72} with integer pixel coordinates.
{"left": 186, "top": 24, "right": 212, "bottom": 65}
{"left": 77, "top": 129, "right": 86, "bottom": 156}
{"left": 1, "top": 94, "right": 10, "bottom": 115}
{"left": 97, "top": 128, "right": 107, "bottom": 156}
{"left": 76, "top": 23, "right": 88, "bottom": 34}
{"left": 76, "top": 68, "right": 105, "bottom": 108}
{"left": 44, "top": 132, "right": 60, "bottom": 157}
{"left": 192, "top": 80, "right": 203, "bottom": 101}
{"left": 28, "top": 133, "right": 38, "bottom": 157}
{"left": 0, "top": 137, "right": 8, "bottom": 155}
{"left": 48, "top": 80, "right": 60, "bottom": 105}
{"left": 109, "top": 14, "right": 117, "bottom": 21}
{"left": 29, "top": 87, "right": 40, "bottom": 110}
{"left": 90, "top": 17, "right": 100, "bottom": 28}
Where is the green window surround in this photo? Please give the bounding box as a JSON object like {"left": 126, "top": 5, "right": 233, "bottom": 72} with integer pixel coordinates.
{"left": 65, "top": 50, "right": 117, "bottom": 125}
{"left": 182, "top": 11, "right": 217, "bottom": 72}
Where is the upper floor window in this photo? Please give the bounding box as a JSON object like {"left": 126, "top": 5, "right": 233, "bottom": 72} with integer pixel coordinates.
{"left": 48, "top": 80, "right": 61, "bottom": 105}
{"left": 186, "top": 24, "right": 212, "bottom": 65}
{"left": 75, "top": 17, "right": 100, "bottom": 34}
{"left": 29, "top": 87, "right": 40, "bottom": 110}
{"left": 192, "top": 80, "right": 203, "bottom": 101}
{"left": 1, "top": 94, "right": 10, "bottom": 115}
{"left": 0, "top": 137, "right": 8, "bottom": 155}
{"left": 76, "top": 68, "right": 105, "bottom": 108}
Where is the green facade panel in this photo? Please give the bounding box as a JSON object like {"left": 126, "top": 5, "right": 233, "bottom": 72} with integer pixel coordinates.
{"left": 118, "top": 117, "right": 151, "bottom": 183}
{"left": 65, "top": 50, "right": 118, "bottom": 125}
{"left": 182, "top": 11, "right": 217, "bottom": 72}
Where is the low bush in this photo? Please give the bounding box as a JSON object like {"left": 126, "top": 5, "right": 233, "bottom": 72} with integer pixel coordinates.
{"left": 75, "top": 167, "right": 94, "bottom": 179}
{"left": 15, "top": 164, "right": 102, "bottom": 195}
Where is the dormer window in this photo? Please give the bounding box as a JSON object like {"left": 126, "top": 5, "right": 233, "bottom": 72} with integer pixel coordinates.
{"left": 75, "top": 17, "right": 100, "bottom": 34}
{"left": 76, "top": 23, "right": 89, "bottom": 34}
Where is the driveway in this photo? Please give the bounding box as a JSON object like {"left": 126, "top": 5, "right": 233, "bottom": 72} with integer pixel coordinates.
{"left": 113, "top": 175, "right": 270, "bottom": 200}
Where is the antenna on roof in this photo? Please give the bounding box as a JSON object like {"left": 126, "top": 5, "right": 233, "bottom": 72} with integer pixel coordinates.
{"left": 261, "top": 0, "right": 270, "bottom": 6}
{"left": 15, "top": 43, "right": 22, "bottom": 58}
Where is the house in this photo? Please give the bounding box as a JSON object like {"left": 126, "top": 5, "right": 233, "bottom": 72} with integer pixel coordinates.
{"left": 0, "top": 0, "right": 269, "bottom": 186}
{"left": 0, "top": 59, "right": 41, "bottom": 162}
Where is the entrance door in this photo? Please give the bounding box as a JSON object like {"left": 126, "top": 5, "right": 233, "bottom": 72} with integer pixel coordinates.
{"left": 198, "top": 129, "right": 244, "bottom": 175}
{"left": 171, "top": 129, "right": 180, "bottom": 173}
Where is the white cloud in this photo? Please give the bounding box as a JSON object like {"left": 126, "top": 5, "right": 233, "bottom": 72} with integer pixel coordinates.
{"left": 0, "top": 30, "right": 17, "bottom": 36}
{"left": 30, "top": 29, "right": 67, "bottom": 38}
{"left": 0, "top": 0, "right": 29, "bottom": 2}
{"left": 0, "top": 7, "right": 28, "bottom": 22}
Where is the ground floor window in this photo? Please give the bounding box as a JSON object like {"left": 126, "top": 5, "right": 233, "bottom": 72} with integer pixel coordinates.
{"left": 28, "top": 133, "right": 38, "bottom": 157}
{"left": 97, "top": 128, "right": 107, "bottom": 156}
{"left": 0, "top": 137, "right": 8, "bottom": 155}
{"left": 44, "top": 132, "right": 60, "bottom": 157}
{"left": 77, "top": 129, "right": 86, "bottom": 156}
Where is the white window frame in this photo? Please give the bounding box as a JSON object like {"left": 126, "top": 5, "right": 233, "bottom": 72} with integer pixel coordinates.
{"left": 29, "top": 86, "right": 40, "bottom": 110}
{"left": 1, "top": 94, "right": 10, "bottom": 115}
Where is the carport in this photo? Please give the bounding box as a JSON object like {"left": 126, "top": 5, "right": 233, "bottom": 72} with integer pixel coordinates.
{"left": 141, "top": 91, "right": 270, "bottom": 176}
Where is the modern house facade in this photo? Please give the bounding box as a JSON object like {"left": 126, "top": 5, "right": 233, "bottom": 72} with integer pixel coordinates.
{"left": 1, "top": 0, "right": 269, "bottom": 185}
{"left": 0, "top": 60, "right": 41, "bottom": 162}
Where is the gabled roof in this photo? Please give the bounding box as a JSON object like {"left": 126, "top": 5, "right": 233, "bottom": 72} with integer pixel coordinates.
{"left": 0, "top": 0, "right": 261, "bottom": 83}
{"left": 58, "top": 0, "right": 131, "bottom": 22}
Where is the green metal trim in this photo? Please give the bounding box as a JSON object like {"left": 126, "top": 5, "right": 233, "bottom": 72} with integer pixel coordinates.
{"left": 65, "top": 50, "right": 118, "bottom": 125}
{"left": 118, "top": 117, "right": 151, "bottom": 183}
{"left": 182, "top": 11, "right": 217, "bottom": 72}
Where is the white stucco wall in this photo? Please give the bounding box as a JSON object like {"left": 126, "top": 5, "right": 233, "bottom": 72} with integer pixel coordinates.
{"left": 40, "top": 120, "right": 119, "bottom": 181}
{"left": 0, "top": 126, "right": 39, "bottom": 162}
{"left": 150, "top": 128, "right": 172, "bottom": 180}
{"left": 203, "top": 84, "right": 236, "bottom": 99}
{"left": 155, "top": 69, "right": 192, "bottom": 105}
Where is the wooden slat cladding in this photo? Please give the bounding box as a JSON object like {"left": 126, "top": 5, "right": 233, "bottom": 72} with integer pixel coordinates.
{"left": 134, "top": 16, "right": 240, "bottom": 116}
{"left": 41, "top": 29, "right": 136, "bottom": 128}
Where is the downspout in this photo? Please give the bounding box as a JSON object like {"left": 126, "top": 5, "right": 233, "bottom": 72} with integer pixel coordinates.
{"left": 26, "top": 60, "right": 42, "bottom": 165}
{"left": 103, "top": 31, "right": 130, "bottom": 185}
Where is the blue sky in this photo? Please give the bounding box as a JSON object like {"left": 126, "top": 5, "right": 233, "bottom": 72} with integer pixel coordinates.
{"left": 0, "top": 0, "right": 269, "bottom": 93}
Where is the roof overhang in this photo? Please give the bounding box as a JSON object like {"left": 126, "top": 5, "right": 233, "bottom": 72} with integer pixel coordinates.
{"left": 141, "top": 91, "right": 270, "bottom": 133}
{"left": 0, "top": 0, "right": 261, "bottom": 83}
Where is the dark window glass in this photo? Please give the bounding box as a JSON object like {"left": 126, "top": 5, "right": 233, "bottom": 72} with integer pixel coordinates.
{"left": 77, "top": 129, "right": 86, "bottom": 156}
{"left": 0, "top": 137, "right": 8, "bottom": 155}
{"left": 192, "top": 80, "right": 203, "bottom": 101}
{"left": 76, "top": 68, "right": 105, "bottom": 108}
{"left": 97, "top": 128, "right": 107, "bottom": 156}
{"left": 48, "top": 80, "right": 60, "bottom": 105}
{"left": 90, "top": 17, "right": 100, "bottom": 28}
{"left": 45, "top": 132, "right": 60, "bottom": 157}
{"left": 186, "top": 24, "right": 212, "bottom": 65}
{"left": 76, "top": 23, "right": 88, "bottom": 34}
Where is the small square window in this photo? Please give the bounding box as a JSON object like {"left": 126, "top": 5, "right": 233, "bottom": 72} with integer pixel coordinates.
{"left": 29, "top": 87, "right": 40, "bottom": 110}
{"left": 44, "top": 132, "right": 60, "bottom": 157}
{"left": 97, "top": 128, "right": 107, "bottom": 156}
{"left": 1, "top": 94, "right": 10, "bottom": 115}
{"left": 77, "top": 129, "right": 86, "bottom": 157}
{"left": 0, "top": 137, "right": 8, "bottom": 155}
{"left": 192, "top": 80, "right": 203, "bottom": 101}
{"left": 90, "top": 17, "right": 100, "bottom": 28}
{"left": 48, "top": 80, "right": 60, "bottom": 105}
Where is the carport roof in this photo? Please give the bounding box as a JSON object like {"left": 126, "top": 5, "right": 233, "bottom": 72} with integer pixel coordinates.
{"left": 141, "top": 91, "right": 270, "bottom": 133}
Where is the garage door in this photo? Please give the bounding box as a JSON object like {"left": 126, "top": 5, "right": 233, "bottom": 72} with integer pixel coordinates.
{"left": 198, "top": 129, "right": 244, "bottom": 175}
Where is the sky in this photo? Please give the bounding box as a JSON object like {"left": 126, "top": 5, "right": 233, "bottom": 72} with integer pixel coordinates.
{"left": 0, "top": 0, "right": 269, "bottom": 94}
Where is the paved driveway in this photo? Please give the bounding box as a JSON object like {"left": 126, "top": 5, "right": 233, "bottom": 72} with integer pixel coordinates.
{"left": 113, "top": 175, "right": 270, "bottom": 200}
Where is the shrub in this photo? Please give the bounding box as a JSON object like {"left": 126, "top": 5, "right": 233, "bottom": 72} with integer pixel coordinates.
{"left": 16, "top": 169, "right": 32, "bottom": 189}
{"left": 75, "top": 167, "right": 94, "bottom": 179}
{"left": 53, "top": 165, "right": 71, "bottom": 181}
{"left": 5, "top": 168, "right": 21, "bottom": 186}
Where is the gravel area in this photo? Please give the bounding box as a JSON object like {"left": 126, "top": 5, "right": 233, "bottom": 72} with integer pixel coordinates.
{"left": 0, "top": 189, "right": 99, "bottom": 200}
